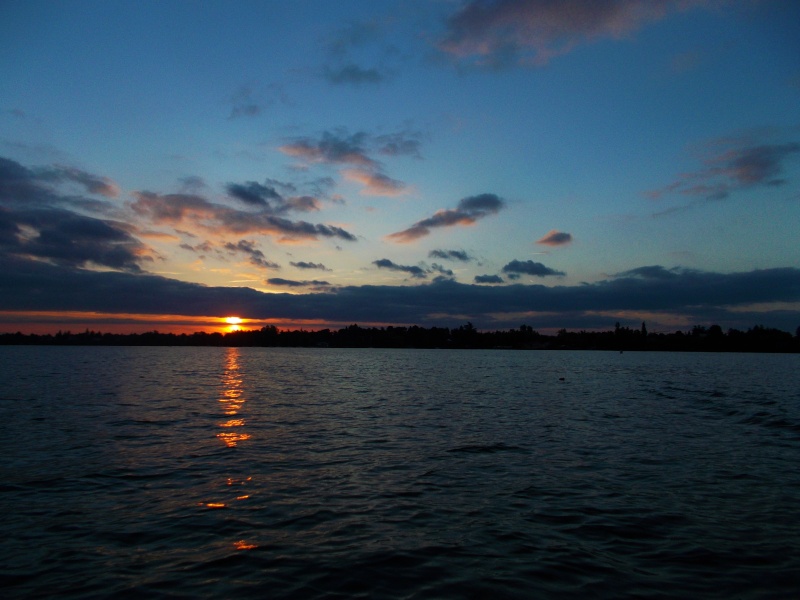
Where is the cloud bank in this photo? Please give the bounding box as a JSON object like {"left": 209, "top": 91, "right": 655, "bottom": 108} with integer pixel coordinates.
{"left": 3, "top": 256, "right": 798, "bottom": 331}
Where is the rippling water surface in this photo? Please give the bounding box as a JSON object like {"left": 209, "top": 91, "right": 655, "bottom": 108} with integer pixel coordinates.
{"left": 1, "top": 347, "right": 799, "bottom": 598}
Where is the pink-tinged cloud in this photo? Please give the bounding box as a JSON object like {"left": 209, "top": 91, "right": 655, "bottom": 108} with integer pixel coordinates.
{"left": 537, "top": 230, "right": 572, "bottom": 246}
{"left": 440, "top": 0, "right": 715, "bottom": 68}
{"left": 342, "top": 169, "right": 409, "bottom": 196}
{"left": 387, "top": 193, "right": 505, "bottom": 242}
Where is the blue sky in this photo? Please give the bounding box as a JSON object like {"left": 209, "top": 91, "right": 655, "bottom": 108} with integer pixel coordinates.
{"left": 1, "top": 0, "right": 799, "bottom": 334}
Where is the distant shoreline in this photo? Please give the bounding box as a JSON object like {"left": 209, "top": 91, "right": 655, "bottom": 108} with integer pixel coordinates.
{"left": 1, "top": 323, "right": 798, "bottom": 353}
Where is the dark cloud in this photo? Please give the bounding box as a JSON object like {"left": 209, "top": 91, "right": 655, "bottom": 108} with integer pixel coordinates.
{"left": 267, "top": 277, "right": 331, "bottom": 289}
{"left": 475, "top": 274, "right": 504, "bottom": 284}
{"left": 439, "top": 0, "right": 711, "bottom": 69}
{"left": 226, "top": 181, "right": 282, "bottom": 207}
{"left": 223, "top": 240, "right": 280, "bottom": 270}
{"left": 616, "top": 265, "right": 684, "bottom": 280}
{"left": 388, "top": 193, "right": 505, "bottom": 242}
{"left": 226, "top": 181, "right": 321, "bottom": 213}
{"left": 291, "top": 261, "right": 331, "bottom": 271}
{"left": 0, "top": 207, "right": 148, "bottom": 272}
{"left": 4, "top": 258, "right": 799, "bottom": 332}
{"left": 323, "top": 64, "right": 384, "bottom": 85}
{"left": 537, "top": 230, "right": 572, "bottom": 246}
{"left": 429, "top": 249, "right": 474, "bottom": 262}
{"left": 373, "top": 258, "right": 427, "bottom": 279}
{"left": 502, "top": 259, "right": 565, "bottom": 277}
{"left": 430, "top": 263, "right": 455, "bottom": 279}
{"left": 648, "top": 138, "right": 800, "bottom": 209}
{"left": 0, "top": 156, "right": 119, "bottom": 210}
{"left": 0, "top": 156, "right": 148, "bottom": 272}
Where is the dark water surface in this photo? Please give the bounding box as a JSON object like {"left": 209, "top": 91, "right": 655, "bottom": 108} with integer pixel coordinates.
{"left": 1, "top": 347, "right": 798, "bottom": 598}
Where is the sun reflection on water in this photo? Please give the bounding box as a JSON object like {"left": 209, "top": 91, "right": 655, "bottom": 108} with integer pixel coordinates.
{"left": 205, "top": 348, "right": 257, "bottom": 549}
{"left": 217, "top": 348, "right": 251, "bottom": 446}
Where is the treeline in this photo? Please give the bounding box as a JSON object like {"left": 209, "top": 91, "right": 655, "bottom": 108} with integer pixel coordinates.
{"left": 1, "top": 322, "right": 798, "bottom": 352}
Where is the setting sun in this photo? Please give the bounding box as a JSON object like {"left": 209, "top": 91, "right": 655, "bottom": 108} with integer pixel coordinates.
{"left": 225, "top": 316, "right": 242, "bottom": 325}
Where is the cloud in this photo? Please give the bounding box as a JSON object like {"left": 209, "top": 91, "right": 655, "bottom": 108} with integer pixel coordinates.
{"left": 267, "top": 277, "right": 332, "bottom": 289}
{"left": 439, "top": 0, "right": 713, "bottom": 68}
{"left": 227, "top": 84, "right": 290, "bottom": 119}
{"left": 226, "top": 181, "right": 282, "bottom": 207}
{"left": 131, "top": 191, "right": 355, "bottom": 242}
{"left": 178, "top": 176, "right": 207, "bottom": 193}
{"left": 223, "top": 240, "right": 280, "bottom": 270}
{"left": 536, "top": 230, "right": 572, "bottom": 246}
{"left": 0, "top": 156, "right": 148, "bottom": 272}
{"left": 0, "top": 207, "right": 149, "bottom": 272}
{"left": 429, "top": 249, "right": 475, "bottom": 262}
{"left": 279, "top": 129, "right": 417, "bottom": 197}
{"left": 291, "top": 261, "right": 331, "bottom": 271}
{"left": 647, "top": 136, "right": 800, "bottom": 210}
{"left": 37, "top": 165, "right": 121, "bottom": 197}
{"left": 226, "top": 181, "right": 322, "bottom": 213}
{"left": 475, "top": 274, "right": 504, "bottom": 284}
{"left": 342, "top": 169, "right": 409, "bottom": 196}
{"left": 4, "top": 257, "right": 799, "bottom": 332}
{"left": 375, "top": 133, "right": 423, "bottom": 158}
{"left": 502, "top": 259, "right": 564, "bottom": 277}
{"left": 323, "top": 63, "right": 384, "bottom": 85}
{"left": 373, "top": 258, "right": 427, "bottom": 279}
{"left": 280, "top": 131, "right": 377, "bottom": 169}
{"left": 388, "top": 193, "right": 505, "bottom": 242}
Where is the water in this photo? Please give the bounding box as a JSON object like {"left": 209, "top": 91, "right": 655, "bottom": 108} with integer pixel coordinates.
{"left": 1, "top": 347, "right": 798, "bottom": 599}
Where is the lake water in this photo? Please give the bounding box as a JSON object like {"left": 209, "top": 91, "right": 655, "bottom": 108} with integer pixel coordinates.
{"left": 1, "top": 347, "right": 798, "bottom": 599}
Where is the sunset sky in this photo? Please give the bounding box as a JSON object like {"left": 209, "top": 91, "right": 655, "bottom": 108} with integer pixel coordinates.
{"left": 1, "top": 0, "right": 799, "bottom": 334}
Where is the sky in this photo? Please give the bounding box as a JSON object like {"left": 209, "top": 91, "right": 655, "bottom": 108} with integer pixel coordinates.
{"left": 1, "top": 0, "right": 799, "bottom": 335}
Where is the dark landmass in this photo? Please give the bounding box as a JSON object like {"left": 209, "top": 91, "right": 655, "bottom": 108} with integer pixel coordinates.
{"left": 1, "top": 322, "right": 799, "bottom": 353}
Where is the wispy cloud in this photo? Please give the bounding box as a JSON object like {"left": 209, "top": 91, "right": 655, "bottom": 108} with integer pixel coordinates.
{"left": 323, "top": 63, "right": 385, "bottom": 85}
{"left": 279, "top": 129, "right": 418, "bottom": 197}
{"left": 342, "top": 169, "right": 408, "bottom": 196}
{"left": 388, "top": 193, "right": 505, "bottom": 242}
{"left": 36, "top": 165, "right": 120, "bottom": 198}
{"left": 647, "top": 134, "right": 800, "bottom": 213}
{"left": 536, "top": 230, "right": 572, "bottom": 246}
{"left": 227, "top": 84, "right": 290, "bottom": 119}
{"left": 131, "top": 191, "right": 356, "bottom": 242}
{"left": 439, "top": 0, "right": 716, "bottom": 69}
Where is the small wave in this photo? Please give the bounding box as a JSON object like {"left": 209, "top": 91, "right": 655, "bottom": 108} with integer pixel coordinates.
{"left": 447, "top": 443, "right": 527, "bottom": 454}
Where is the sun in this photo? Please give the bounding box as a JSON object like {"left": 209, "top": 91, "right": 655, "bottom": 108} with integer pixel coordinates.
{"left": 225, "top": 316, "right": 243, "bottom": 325}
